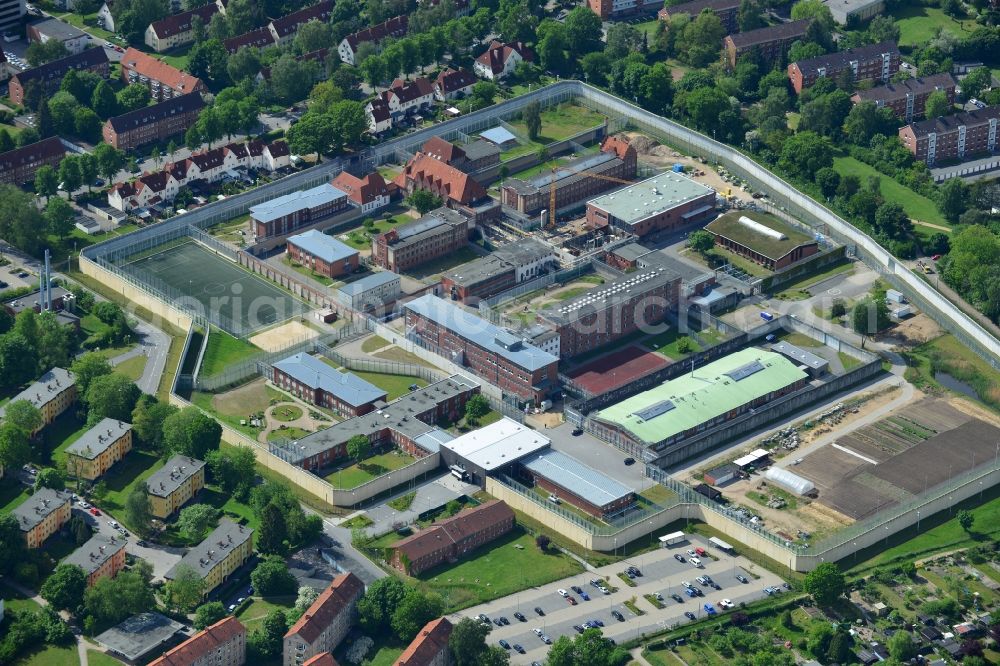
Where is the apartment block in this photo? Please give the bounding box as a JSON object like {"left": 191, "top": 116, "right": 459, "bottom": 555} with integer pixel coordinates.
{"left": 12, "top": 488, "right": 72, "bottom": 548}
{"left": 850, "top": 73, "right": 956, "bottom": 121}
{"left": 658, "top": 0, "right": 740, "bottom": 33}
{"left": 0, "top": 367, "right": 76, "bottom": 436}
{"left": 338, "top": 14, "right": 407, "bottom": 65}
{"left": 147, "top": 455, "right": 206, "bottom": 519}
{"left": 788, "top": 40, "right": 900, "bottom": 93}
{"left": 102, "top": 93, "right": 205, "bottom": 151}
{"left": 283, "top": 574, "right": 365, "bottom": 666}
{"left": 9, "top": 47, "right": 109, "bottom": 105}
{"left": 145, "top": 2, "right": 219, "bottom": 52}
{"left": 396, "top": 618, "right": 453, "bottom": 666}
{"left": 373, "top": 207, "right": 470, "bottom": 273}
{"left": 268, "top": 0, "right": 333, "bottom": 46}
{"left": 65, "top": 418, "right": 132, "bottom": 481}
{"left": 899, "top": 106, "right": 1000, "bottom": 166}
{"left": 165, "top": 520, "right": 253, "bottom": 597}
{"left": 723, "top": 19, "right": 810, "bottom": 69}
{"left": 150, "top": 617, "right": 247, "bottom": 666}
{"left": 588, "top": 0, "right": 658, "bottom": 19}
{"left": 120, "top": 47, "right": 205, "bottom": 100}
{"left": 63, "top": 533, "right": 127, "bottom": 587}
{"left": 0, "top": 137, "right": 66, "bottom": 186}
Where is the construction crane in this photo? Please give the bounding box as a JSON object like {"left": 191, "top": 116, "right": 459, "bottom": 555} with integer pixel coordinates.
{"left": 547, "top": 162, "right": 634, "bottom": 229}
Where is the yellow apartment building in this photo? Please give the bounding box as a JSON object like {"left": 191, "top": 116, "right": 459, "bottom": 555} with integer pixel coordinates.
{"left": 165, "top": 519, "right": 254, "bottom": 596}
{"left": 12, "top": 488, "right": 72, "bottom": 548}
{"left": 65, "top": 418, "right": 133, "bottom": 481}
{"left": 63, "top": 533, "right": 127, "bottom": 587}
{"left": 147, "top": 455, "right": 206, "bottom": 519}
{"left": 0, "top": 367, "right": 76, "bottom": 436}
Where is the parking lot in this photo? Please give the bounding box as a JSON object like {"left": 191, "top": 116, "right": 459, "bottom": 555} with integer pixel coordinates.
{"left": 452, "top": 535, "right": 787, "bottom": 664}
{"left": 543, "top": 421, "right": 655, "bottom": 492}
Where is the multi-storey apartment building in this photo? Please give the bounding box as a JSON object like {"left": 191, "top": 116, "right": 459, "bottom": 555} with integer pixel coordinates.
{"left": 63, "top": 533, "right": 127, "bottom": 587}
{"left": 120, "top": 48, "right": 205, "bottom": 100}
{"left": 899, "top": 106, "right": 1000, "bottom": 166}
{"left": 150, "top": 616, "right": 246, "bottom": 666}
{"left": 101, "top": 93, "right": 205, "bottom": 152}
{"left": 373, "top": 207, "right": 470, "bottom": 272}
{"left": 283, "top": 574, "right": 365, "bottom": 666}
{"left": 165, "top": 519, "right": 253, "bottom": 597}
{"left": 658, "top": 0, "right": 741, "bottom": 32}
{"left": 65, "top": 418, "right": 132, "bottom": 481}
{"left": 147, "top": 455, "right": 206, "bottom": 519}
{"left": 286, "top": 230, "right": 359, "bottom": 279}
{"left": 268, "top": 0, "right": 333, "bottom": 45}
{"left": 587, "top": 0, "right": 658, "bottom": 19}
{"left": 391, "top": 500, "right": 515, "bottom": 574}
{"left": 223, "top": 27, "right": 275, "bottom": 54}
{"left": 0, "top": 367, "right": 76, "bottom": 436}
{"left": 9, "top": 47, "right": 109, "bottom": 105}
{"left": 145, "top": 2, "right": 219, "bottom": 52}
{"left": 0, "top": 137, "right": 66, "bottom": 185}
{"left": 271, "top": 353, "right": 386, "bottom": 417}
{"left": 337, "top": 15, "right": 407, "bottom": 65}
{"left": 12, "top": 488, "right": 72, "bottom": 548}
{"left": 250, "top": 183, "right": 350, "bottom": 239}
{"left": 851, "top": 73, "right": 956, "bottom": 121}
{"left": 404, "top": 294, "right": 559, "bottom": 405}
{"left": 396, "top": 618, "right": 453, "bottom": 666}
{"left": 723, "top": 19, "right": 810, "bottom": 69}
{"left": 788, "top": 40, "right": 900, "bottom": 93}
{"left": 501, "top": 136, "right": 635, "bottom": 217}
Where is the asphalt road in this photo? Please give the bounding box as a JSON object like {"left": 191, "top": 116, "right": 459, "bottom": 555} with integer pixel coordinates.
{"left": 454, "top": 535, "right": 788, "bottom": 664}
{"left": 72, "top": 501, "right": 183, "bottom": 582}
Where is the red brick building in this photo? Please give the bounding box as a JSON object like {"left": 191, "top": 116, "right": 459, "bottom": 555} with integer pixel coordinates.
{"left": 587, "top": 0, "right": 659, "bottom": 21}
{"left": 404, "top": 294, "right": 560, "bottom": 404}
{"left": 393, "top": 152, "right": 488, "bottom": 206}
{"left": 286, "top": 229, "right": 359, "bottom": 279}
{"left": 788, "top": 41, "right": 900, "bottom": 94}
{"left": 851, "top": 73, "right": 956, "bottom": 122}
{"left": 396, "top": 618, "right": 453, "bottom": 666}
{"left": 373, "top": 207, "right": 470, "bottom": 272}
{"left": 421, "top": 136, "right": 500, "bottom": 174}
{"left": 723, "top": 19, "right": 810, "bottom": 69}
{"left": 899, "top": 105, "right": 1000, "bottom": 166}
{"left": 521, "top": 449, "right": 635, "bottom": 518}
{"left": 272, "top": 352, "right": 386, "bottom": 417}
{"left": 658, "top": 0, "right": 740, "bottom": 32}
{"left": 585, "top": 171, "right": 716, "bottom": 237}
{"left": 391, "top": 500, "right": 515, "bottom": 575}
{"left": 251, "top": 183, "right": 350, "bottom": 239}
{"left": 120, "top": 47, "right": 205, "bottom": 100}
{"left": 0, "top": 137, "right": 66, "bottom": 185}
{"left": 102, "top": 93, "right": 205, "bottom": 151}
{"left": 283, "top": 574, "right": 364, "bottom": 666}
{"left": 9, "top": 47, "right": 109, "bottom": 106}
{"left": 149, "top": 617, "right": 246, "bottom": 666}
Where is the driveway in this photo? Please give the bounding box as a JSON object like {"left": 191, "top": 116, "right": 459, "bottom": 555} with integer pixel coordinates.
{"left": 453, "top": 535, "right": 788, "bottom": 664}
{"left": 73, "top": 504, "right": 183, "bottom": 582}
{"left": 363, "top": 473, "right": 479, "bottom": 536}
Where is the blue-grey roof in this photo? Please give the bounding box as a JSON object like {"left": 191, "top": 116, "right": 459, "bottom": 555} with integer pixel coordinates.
{"left": 65, "top": 418, "right": 131, "bottom": 460}
{"left": 273, "top": 352, "right": 387, "bottom": 407}
{"left": 337, "top": 271, "right": 400, "bottom": 296}
{"left": 480, "top": 127, "right": 518, "bottom": 145}
{"left": 63, "top": 533, "right": 126, "bottom": 576}
{"left": 288, "top": 229, "right": 357, "bottom": 264}
{"left": 250, "top": 183, "right": 346, "bottom": 223}
{"left": 522, "top": 449, "right": 634, "bottom": 508}
{"left": 404, "top": 294, "right": 559, "bottom": 371}
{"left": 414, "top": 428, "right": 454, "bottom": 453}
{"left": 165, "top": 519, "right": 253, "bottom": 582}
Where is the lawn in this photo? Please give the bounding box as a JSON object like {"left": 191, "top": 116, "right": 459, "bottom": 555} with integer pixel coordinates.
{"left": 14, "top": 644, "right": 79, "bottom": 666}
{"left": 553, "top": 286, "right": 591, "bottom": 301}
{"left": 283, "top": 256, "right": 337, "bottom": 286}
{"left": 55, "top": 11, "right": 118, "bottom": 41}
{"left": 208, "top": 214, "right": 251, "bottom": 246}
{"left": 412, "top": 527, "right": 585, "bottom": 611}
{"left": 115, "top": 355, "right": 147, "bottom": 381}
{"left": 267, "top": 426, "right": 312, "bottom": 442}
{"left": 832, "top": 156, "right": 947, "bottom": 226}
{"left": 0, "top": 580, "right": 42, "bottom": 613}
{"left": 200, "top": 328, "right": 260, "bottom": 377}
{"left": 506, "top": 103, "right": 607, "bottom": 146}
{"left": 773, "top": 260, "right": 855, "bottom": 298}
{"left": 777, "top": 331, "right": 823, "bottom": 347}
{"left": 838, "top": 351, "right": 862, "bottom": 371}
{"left": 97, "top": 451, "right": 165, "bottom": 521}
{"left": 644, "top": 327, "right": 700, "bottom": 359}
{"left": 346, "top": 369, "right": 428, "bottom": 401}
{"left": 903, "top": 333, "right": 1000, "bottom": 412}
{"left": 325, "top": 450, "right": 417, "bottom": 489}
{"left": 361, "top": 335, "right": 391, "bottom": 353}
{"left": 370, "top": 346, "right": 439, "bottom": 369}
{"left": 892, "top": 5, "right": 978, "bottom": 47}
{"left": 236, "top": 596, "right": 296, "bottom": 633}
{"left": 85, "top": 652, "right": 123, "bottom": 666}
{"left": 44, "top": 413, "right": 90, "bottom": 468}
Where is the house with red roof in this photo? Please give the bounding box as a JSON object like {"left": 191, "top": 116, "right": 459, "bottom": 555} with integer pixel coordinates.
{"left": 434, "top": 67, "right": 477, "bottom": 101}
{"left": 144, "top": 2, "right": 220, "bottom": 52}
{"left": 148, "top": 616, "right": 246, "bottom": 666}
{"left": 282, "top": 574, "right": 364, "bottom": 666}
{"left": 331, "top": 171, "right": 394, "bottom": 214}
{"left": 120, "top": 48, "right": 205, "bottom": 100}
{"left": 268, "top": 0, "right": 333, "bottom": 46}
{"left": 393, "top": 152, "right": 488, "bottom": 206}
{"left": 365, "top": 77, "right": 434, "bottom": 133}
{"left": 474, "top": 40, "right": 534, "bottom": 81}
{"left": 337, "top": 15, "right": 408, "bottom": 65}
{"left": 395, "top": 618, "right": 453, "bottom": 666}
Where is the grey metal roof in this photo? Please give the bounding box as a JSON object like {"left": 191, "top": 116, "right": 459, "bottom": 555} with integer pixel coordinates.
{"left": 272, "top": 352, "right": 386, "bottom": 408}
{"left": 611, "top": 242, "right": 653, "bottom": 263}
{"left": 405, "top": 294, "right": 559, "bottom": 371}
{"left": 443, "top": 254, "right": 513, "bottom": 287}
{"left": 146, "top": 455, "right": 206, "bottom": 499}
{"left": 337, "top": 271, "right": 400, "bottom": 296}
{"left": 462, "top": 139, "right": 501, "bottom": 161}
{"left": 387, "top": 208, "right": 467, "bottom": 249}
{"left": 522, "top": 449, "right": 633, "bottom": 508}
{"left": 414, "top": 428, "right": 454, "bottom": 453}
{"left": 12, "top": 488, "right": 71, "bottom": 533}
{"left": 479, "top": 127, "right": 517, "bottom": 145}
{"left": 538, "top": 264, "right": 680, "bottom": 326}
{"left": 586, "top": 172, "right": 715, "bottom": 227}
{"left": 288, "top": 229, "right": 358, "bottom": 264}
{"left": 30, "top": 17, "right": 87, "bottom": 40}
{"left": 63, "top": 533, "right": 126, "bottom": 576}
{"left": 65, "top": 418, "right": 131, "bottom": 460}
{"left": 165, "top": 519, "right": 253, "bottom": 581}
{"left": 494, "top": 237, "right": 554, "bottom": 265}
{"left": 250, "top": 183, "right": 346, "bottom": 223}
{"left": 3, "top": 286, "right": 70, "bottom": 315}
{"left": 770, "top": 341, "right": 828, "bottom": 370}
{"left": 96, "top": 613, "right": 187, "bottom": 662}
{"left": 0, "top": 367, "right": 74, "bottom": 418}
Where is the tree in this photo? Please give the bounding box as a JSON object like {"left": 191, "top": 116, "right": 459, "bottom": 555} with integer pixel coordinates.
{"left": 689, "top": 229, "right": 715, "bottom": 254}
{"left": 815, "top": 167, "right": 840, "bottom": 199}
{"left": 0, "top": 335, "right": 38, "bottom": 392}
{"left": 131, "top": 396, "right": 177, "bottom": 452}
{"left": 469, "top": 81, "right": 497, "bottom": 111}
{"left": 957, "top": 509, "right": 975, "bottom": 533}
{"left": 205, "top": 446, "right": 255, "bottom": 499}
{"left": 0, "top": 128, "right": 13, "bottom": 152}
{"left": 605, "top": 22, "right": 642, "bottom": 60}
{"left": 249, "top": 609, "right": 288, "bottom": 659}
{"left": 270, "top": 55, "right": 320, "bottom": 105}
{"left": 45, "top": 197, "right": 76, "bottom": 242}
{"left": 676, "top": 10, "right": 725, "bottom": 67}
{"left": 74, "top": 107, "right": 102, "bottom": 143}
{"left": 194, "top": 601, "right": 228, "bottom": 630}
{"left": 547, "top": 628, "right": 628, "bottom": 666}
{"left": 91, "top": 81, "right": 119, "bottom": 119}
{"left": 294, "top": 585, "right": 318, "bottom": 613}
{"left": 537, "top": 21, "right": 570, "bottom": 74}
{"left": 737, "top": 0, "right": 765, "bottom": 31}
{"left": 84, "top": 373, "right": 141, "bottom": 424}
{"left": 58, "top": 155, "right": 82, "bottom": 199}
{"left": 124, "top": 482, "right": 153, "bottom": 536}
{"left": 251, "top": 555, "right": 298, "bottom": 595}
{"left": 874, "top": 201, "right": 912, "bottom": 240}
{"left": 328, "top": 100, "right": 367, "bottom": 150}
{"left": 406, "top": 189, "right": 443, "bottom": 215}
{"left": 925, "top": 89, "right": 952, "bottom": 119}
{"left": 961, "top": 67, "right": 991, "bottom": 102}
{"left": 344, "top": 435, "right": 371, "bottom": 464}
{"left": 0, "top": 424, "right": 31, "bottom": 471}
{"left": 779, "top": 131, "right": 833, "bottom": 180}
{"left": 84, "top": 568, "right": 156, "bottom": 628}
{"left": 391, "top": 590, "right": 444, "bottom": 641}
{"left": 852, "top": 298, "right": 890, "bottom": 341}
{"left": 41, "top": 564, "right": 87, "bottom": 611}
{"left": 167, "top": 564, "right": 207, "bottom": 612}
{"left": 4, "top": 400, "right": 42, "bottom": 435}
{"left": 358, "top": 577, "right": 409, "bottom": 634}
{"left": 71, "top": 353, "right": 113, "bottom": 399}
{"left": 535, "top": 534, "right": 551, "bottom": 551}
{"left": 35, "top": 468, "right": 65, "bottom": 491}
{"left": 684, "top": 87, "right": 731, "bottom": 132}
{"left": 94, "top": 144, "right": 125, "bottom": 182}
{"left": 258, "top": 502, "right": 289, "bottom": 555}
{"left": 227, "top": 47, "right": 262, "bottom": 84}
{"left": 464, "top": 394, "right": 489, "bottom": 425}
{"left": 450, "top": 617, "right": 508, "bottom": 666}
{"left": 188, "top": 39, "right": 230, "bottom": 87}
{"left": 177, "top": 504, "right": 219, "bottom": 540}
{"left": 937, "top": 177, "right": 968, "bottom": 224}
{"left": 580, "top": 52, "right": 611, "bottom": 85}
{"left": 286, "top": 112, "right": 335, "bottom": 156}
{"left": 162, "top": 407, "right": 222, "bottom": 458}
{"left": 790, "top": 0, "right": 834, "bottom": 30}
{"left": 804, "top": 562, "right": 845, "bottom": 606}
{"left": 116, "top": 83, "right": 151, "bottom": 113}
{"left": 26, "top": 39, "right": 68, "bottom": 66}
{"left": 34, "top": 165, "right": 58, "bottom": 201}
{"left": 827, "top": 631, "right": 852, "bottom": 664}
{"left": 308, "top": 81, "right": 343, "bottom": 114}
{"left": 523, "top": 101, "right": 542, "bottom": 142}
{"left": 888, "top": 630, "right": 917, "bottom": 661}
{"left": 564, "top": 6, "right": 602, "bottom": 56}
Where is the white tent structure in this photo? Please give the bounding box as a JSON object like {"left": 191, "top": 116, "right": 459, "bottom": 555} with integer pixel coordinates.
{"left": 765, "top": 467, "right": 815, "bottom": 496}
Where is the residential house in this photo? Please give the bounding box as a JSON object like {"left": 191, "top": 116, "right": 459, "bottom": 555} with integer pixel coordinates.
{"left": 396, "top": 618, "right": 453, "bottom": 666}
{"left": 223, "top": 27, "right": 275, "bottom": 54}
{"left": 474, "top": 40, "right": 534, "bottom": 80}
{"left": 0, "top": 367, "right": 76, "bottom": 436}
{"left": 899, "top": 105, "right": 1000, "bottom": 165}
{"left": 850, "top": 72, "right": 955, "bottom": 121}
{"left": 723, "top": 19, "right": 810, "bottom": 69}
{"left": 788, "top": 40, "right": 900, "bottom": 93}
{"left": 97, "top": 2, "right": 115, "bottom": 33}
{"left": 145, "top": 3, "right": 220, "bottom": 52}
{"left": 268, "top": 1, "right": 333, "bottom": 46}
{"left": 27, "top": 18, "right": 90, "bottom": 54}
{"left": 107, "top": 171, "right": 180, "bottom": 212}
{"left": 146, "top": 455, "right": 206, "bottom": 519}
{"left": 282, "top": 574, "right": 365, "bottom": 666}
{"left": 434, "top": 67, "right": 477, "bottom": 101}
{"left": 120, "top": 47, "right": 205, "bottom": 100}
{"left": 365, "top": 77, "right": 434, "bottom": 133}
{"left": 337, "top": 15, "right": 408, "bottom": 65}
{"left": 330, "top": 171, "right": 393, "bottom": 214}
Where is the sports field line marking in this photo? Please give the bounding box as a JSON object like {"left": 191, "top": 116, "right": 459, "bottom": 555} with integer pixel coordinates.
{"left": 831, "top": 443, "right": 878, "bottom": 465}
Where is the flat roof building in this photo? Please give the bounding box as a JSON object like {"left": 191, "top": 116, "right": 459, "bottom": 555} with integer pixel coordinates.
{"left": 439, "top": 417, "right": 551, "bottom": 484}
{"left": 585, "top": 171, "right": 716, "bottom": 237}
{"left": 96, "top": 613, "right": 188, "bottom": 664}
{"left": 272, "top": 352, "right": 387, "bottom": 417}
{"left": 521, "top": 449, "right": 635, "bottom": 517}
{"left": 251, "top": 183, "right": 350, "bottom": 240}
{"left": 822, "top": 0, "right": 884, "bottom": 25}
{"left": 63, "top": 533, "right": 127, "bottom": 587}
{"left": 147, "top": 455, "right": 207, "bottom": 519}
{"left": 441, "top": 237, "right": 557, "bottom": 303}
{"left": 592, "top": 349, "right": 810, "bottom": 457}
{"left": 705, "top": 211, "right": 820, "bottom": 271}
{"left": 335, "top": 271, "right": 401, "bottom": 312}
{"left": 770, "top": 341, "right": 829, "bottom": 376}
{"left": 286, "top": 229, "right": 359, "bottom": 279}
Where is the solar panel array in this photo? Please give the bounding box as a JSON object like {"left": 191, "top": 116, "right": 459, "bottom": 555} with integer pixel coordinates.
{"left": 634, "top": 399, "right": 675, "bottom": 421}
{"left": 724, "top": 359, "right": 765, "bottom": 382}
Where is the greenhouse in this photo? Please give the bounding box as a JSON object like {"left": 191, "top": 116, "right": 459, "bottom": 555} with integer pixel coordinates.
{"left": 764, "top": 467, "right": 816, "bottom": 496}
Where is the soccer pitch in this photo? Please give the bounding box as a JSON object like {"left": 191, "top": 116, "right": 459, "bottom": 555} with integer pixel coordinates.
{"left": 120, "top": 240, "right": 308, "bottom": 335}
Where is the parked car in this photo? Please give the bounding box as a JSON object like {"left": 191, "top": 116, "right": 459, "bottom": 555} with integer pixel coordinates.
{"left": 580, "top": 591, "right": 590, "bottom": 601}
{"left": 624, "top": 457, "right": 635, "bottom": 465}
{"left": 674, "top": 554, "right": 686, "bottom": 563}
{"left": 533, "top": 628, "right": 543, "bottom": 636}
{"left": 558, "top": 589, "right": 568, "bottom": 597}
{"left": 498, "top": 616, "right": 509, "bottom": 625}
{"left": 704, "top": 604, "right": 716, "bottom": 615}
{"left": 567, "top": 596, "right": 577, "bottom": 605}
{"left": 720, "top": 599, "right": 734, "bottom": 609}
{"left": 513, "top": 644, "right": 525, "bottom": 654}
{"left": 499, "top": 640, "right": 510, "bottom": 650}
{"left": 534, "top": 606, "right": 545, "bottom": 616}
{"left": 541, "top": 634, "right": 552, "bottom": 644}
{"left": 684, "top": 611, "right": 697, "bottom": 620}
{"left": 514, "top": 612, "right": 526, "bottom": 622}
{"left": 671, "top": 593, "right": 684, "bottom": 603}
{"left": 89, "top": 508, "right": 100, "bottom": 516}
{"left": 736, "top": 574, "right": 749, "bottom": 584}
{"left": 477, "top": 614, "right": 489, "bottom": 624}
{"left": 571, "top": 585, "right": 583, "bottom": 594}
{"left": 573, "top": 625, "right": 585, "bottom": 634}
{"left": 612, "top": 610, "right": 625, "bottom": 621}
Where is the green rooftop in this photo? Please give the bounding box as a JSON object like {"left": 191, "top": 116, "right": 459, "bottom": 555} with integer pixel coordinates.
{"left": 705, "top": 211, "right": 815, "bottom": 261}
{"left": 594, "top": 348, "right": 808, "bottom": 446}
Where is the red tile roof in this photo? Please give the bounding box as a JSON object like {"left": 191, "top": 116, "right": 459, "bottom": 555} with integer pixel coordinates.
{"left": 285, "top": 573, "right": 365, "bottom": 644}
{"left": 331, "top": 171, "right": 392, "bottom": 206}
{"left": 303, "top": 654, "right": 340, "bottom": 666}
{"left": 149, "top": 3, "right": 218, "bottom": 39}
{"left": 270, "top": 0, "right": 333, "bottom": 38}
{"left": 223, "top": 27, "right": 275, "bottom": 53}
{"left": 394, "top": 152, "right": 487, "bottom": 205}
{"left": 387, "top": 77, "right": 434, "bottom": 104}
{"left": 121, "top": 48, "right": 204, "bottom": 94}
{"left": 342, "top": 15, "right": 408, "bottom": 51}
{"left": 435, "top": 67, "right": 477, "bottom": 95}
{"left": 395, "top": 618, "right": 453, "bottom": 666}
{"left": 422, "top": 136, "right": 465, "bottom": 164}
{"left": 476, "top": 40, "right": 534, "bottom": 76}
{"left": 393, "top": 500, "right": 514, "bottom": 564}
{"left": 149, "top": 616, "right": 246, "bottom": 666}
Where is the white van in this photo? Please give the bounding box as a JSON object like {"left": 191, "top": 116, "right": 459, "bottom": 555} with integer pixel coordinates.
{"left": 690, "top": 556, "right": 703, "bottom": 568}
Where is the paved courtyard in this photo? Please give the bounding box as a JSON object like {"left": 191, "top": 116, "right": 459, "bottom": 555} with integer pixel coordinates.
{"left": 452, "top": 535, "right": 787, "bottom": 664}
{"left": 363, "top": 473, "right": 479, "bottom": 535}
{"left": 543, "top": 422, "right": 655, "bottom": 492}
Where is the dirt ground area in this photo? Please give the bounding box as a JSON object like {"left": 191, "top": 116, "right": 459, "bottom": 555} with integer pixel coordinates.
{"left": 501, "top": 277, "right": 604, "bottom": 325}
{"left": 212, "top": 377, "right": 273, "bottom": 416}
{"left": 720, "top": 474, "right": 856, "bottom": 541}
{"left": 719, "top": 303, "right": 774, "bottom": 330}
{"left": 249, "top": 319, "right": 320, "bottom": 351}
{"left": 878, "top": 313, "right": 943, "bottom": 348}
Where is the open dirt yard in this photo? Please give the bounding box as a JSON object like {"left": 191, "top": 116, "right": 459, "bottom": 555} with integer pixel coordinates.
{"left": 249, "top": 319, "right": 320, "bottom": 352}
{"left": 879, "top": 313, "right": 944, "bottom": 348}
